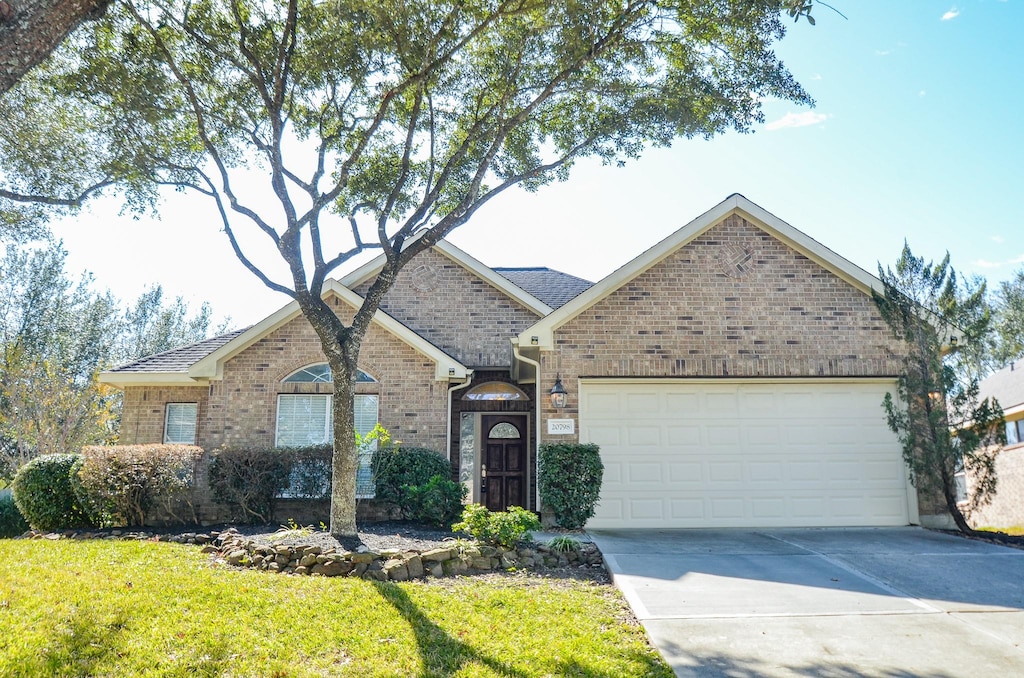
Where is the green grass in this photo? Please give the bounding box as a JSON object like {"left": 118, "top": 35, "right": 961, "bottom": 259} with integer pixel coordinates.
{"left": 0, "top": 539, "right": 671, "bottom": 677}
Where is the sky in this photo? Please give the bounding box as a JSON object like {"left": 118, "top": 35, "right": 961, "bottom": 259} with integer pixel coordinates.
{"left": 48, "top": 0, "right": 1024, "bottom": 330}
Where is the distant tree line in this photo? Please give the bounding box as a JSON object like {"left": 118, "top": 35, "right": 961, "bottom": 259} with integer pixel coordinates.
{"left": 0, "top": 236, "right": 227, "bottom": 482}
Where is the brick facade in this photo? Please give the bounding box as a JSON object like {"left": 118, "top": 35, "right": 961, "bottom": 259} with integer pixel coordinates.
{"left": 354, "top": 247, "right": 542, "bottom": 368}
{"left": 534, "top": 215, "right": 907, "bottom": 445}
{"left": 968, "top": 439, "right": 1024, "bottom": 529}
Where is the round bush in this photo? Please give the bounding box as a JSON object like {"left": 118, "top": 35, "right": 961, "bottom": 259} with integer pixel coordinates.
{"left": 0, "top": 493, "right": 30, "bottom": 538}
{"left": 11, "top": 454, "right": 93, "bottom": 531}
{"left": 538, "top": 443, "right": 604, "bottom": 530}
{"left": 371, "top": 446, "right": 451, "bottom": 506}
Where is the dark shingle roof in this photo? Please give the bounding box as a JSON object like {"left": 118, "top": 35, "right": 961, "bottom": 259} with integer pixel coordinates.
{"left": 978, "top": 361, "right": 1024, "bottom": 411}
{"left": 108, "top": 327, "right": 251, "bottom": 373}
{"left": 494, "top": 267, "right": 592, "bottom": 309}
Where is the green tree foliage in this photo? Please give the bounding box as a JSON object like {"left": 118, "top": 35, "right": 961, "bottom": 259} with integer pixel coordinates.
{"left": 874, "top": 244, "right": 1005, "bottom": 534}
{"left": 0, "top": 239, "right": 221, "bottom": 480}
{"left": 2, "top": 0, "right": 817, "bottom": 537}
{"left": 992, "top": 270, "right": 1024, "bottom": 366}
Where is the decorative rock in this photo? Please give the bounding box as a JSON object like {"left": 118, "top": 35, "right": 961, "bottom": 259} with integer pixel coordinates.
{"left": 426, "top": 562, "right": 443, "bottom": 578}
{"left": 442, "top": 558, "right": 467, "bottom": 575}
{"left": 350, "top": 552, "right": 378, "bottom": 564}
{"left": 200, "top": 545, "right": 219, "bottom": 554}
{"left": 267, "top": 562, "right": 281, "bottom": 572}
{"left": 294, "top": 566, "right": 309, "bottom": 576}
{"left": 226, "top": 549, "right": 247, "bottom": 565}
{"left": 470, "top": 556, "right": 493, "bottom": 570}
{"left": 321, "top": 560, "right": 352, "bottom": 577}
{"left": 351, "top": 562, "right": 369, "bottom": 577}
{"left": 274, "top": 553, "right": 290, "bottom": 566}
{"left": 383, "top": 559, "right": 409, "bottom": 581}
{"left": 298, "top": 553, "right": 318, "bottom": 568}
{"left": 405, "top": 555, "right": 424, "bottom": 579}
{"left": 420, "top": 548, "right": 451, "bottom": 562}
{"left": 194, "top": 534, "right": 211, "bottom": 544}
{"left": 363, "top": 569, "right": 388, "bottom": 581}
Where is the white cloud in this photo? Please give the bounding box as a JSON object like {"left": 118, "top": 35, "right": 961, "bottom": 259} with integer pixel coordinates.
{"left": 919, "top": 90, "right": 927, "bottom": 97}
{"left": 974, "top": 259, "right": 1003, "bottom": 269}
{"left": 1011, "top": 253, "right": 1024, "bottom": 264}
{"left": 942, "top": 7, "right": 960, "bottom": 21}
{"left": 875, "top": 50, "right": 892, "bottom": 57}
{"left": 811, "top": 73, "right": 823, "bottom": 81}
{"left": 764, "top": 111, "right": 828, "bottom": 131}
{"left": 991, "top": 235, "right": 1005, "bottom": 244}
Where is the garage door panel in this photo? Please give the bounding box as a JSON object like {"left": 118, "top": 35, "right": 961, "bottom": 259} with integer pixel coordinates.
{"left": 580, "top": 381, "right": 909, "bottom": 529}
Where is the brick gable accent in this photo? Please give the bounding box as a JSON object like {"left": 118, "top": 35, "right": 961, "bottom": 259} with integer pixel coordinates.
{"left": 354, "top": 247, "right": 541, "bottom": 368}
{"left": 536, "top": 214, "right": 906, "bottom": 439}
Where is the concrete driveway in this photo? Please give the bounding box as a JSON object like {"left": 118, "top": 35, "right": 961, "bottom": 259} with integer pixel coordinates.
{"left": 589, "top": 527, "right": 1024, "bottom": 677}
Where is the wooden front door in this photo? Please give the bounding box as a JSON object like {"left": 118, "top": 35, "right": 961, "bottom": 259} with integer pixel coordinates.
{"left": 481, "top": 415, "right": 527, "bottom": 512}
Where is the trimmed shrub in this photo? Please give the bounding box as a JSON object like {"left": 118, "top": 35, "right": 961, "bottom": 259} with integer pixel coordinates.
{"left": 400, "top": 475, "right": 467, "bottom": 527}
{"left": 11, "top": 454, "right": 92, "bottom": 531}
{"left": 74, "top": 445, "right": 203, "bottom": 527}
{"left": 453, "top": 503, "right": 541, "bottom": 549}
{"left": 208, "top": 446, "right": 291, "bottom": 524}
{"left": 371, "top": 446, "right": 451, "bottom": 506}
{"left": 0, "top": 493, "right": 29, "bottom": 538}
{"left": 538, "top": 443, "right": 604, "bottom": 530}
{"left": 281, "top": 445, "right": 332, "bottom": 500}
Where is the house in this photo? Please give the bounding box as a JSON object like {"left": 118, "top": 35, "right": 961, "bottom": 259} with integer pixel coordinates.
{"left": 964, "top": 362, "right": 1024, "bottom": 529}
{"left": 101, "top": 194, "right": 943, "bottom": 528}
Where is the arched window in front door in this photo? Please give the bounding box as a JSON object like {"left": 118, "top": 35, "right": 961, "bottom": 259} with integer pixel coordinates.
{"left": 488, "top": 422, "right": 521, "bottom": 439}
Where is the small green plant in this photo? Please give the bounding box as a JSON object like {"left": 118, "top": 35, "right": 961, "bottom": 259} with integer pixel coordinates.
{"left": 0, "top": 493, "right": 29, "bottom": 538}
{"left": 400, "top": 475, "right": 467, "bottom": 526}
{"left": 547, "top": 535, "right": 581, "bottom": 553}
{"left": 11, "top": 454, "right": 92, "bottom": 531}
{"left": 538, "top": 443, "right": 604, "bottom": 530}
{"left": 452, "top": 504, "right": 541, "bottom": 549}
{"left": 268, "top": 518, "right": 315, "bottom": 542}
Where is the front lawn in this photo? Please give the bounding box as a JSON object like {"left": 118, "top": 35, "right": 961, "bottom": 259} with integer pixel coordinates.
{"left": 0, "top": 539, "right": 671, "bottom": 677}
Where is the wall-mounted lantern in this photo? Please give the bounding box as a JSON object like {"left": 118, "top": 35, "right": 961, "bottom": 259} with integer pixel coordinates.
{"left": 550, "top": 374, "right": 568, "bottom": 409}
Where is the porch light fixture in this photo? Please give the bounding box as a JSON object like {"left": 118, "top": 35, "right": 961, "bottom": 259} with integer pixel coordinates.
{"left": 449, "top": 368, "right": 456, "bottom": 376}
{"left": 531, "top": 336, "right": 539, "bottom": 346}
{"left": 549, "top": 375, "right": 568, "bottom": 409}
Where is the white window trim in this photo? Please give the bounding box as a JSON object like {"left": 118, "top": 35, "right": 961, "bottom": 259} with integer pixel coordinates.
{"left": 164, "top": 402, "right": 198, "bottom": 445}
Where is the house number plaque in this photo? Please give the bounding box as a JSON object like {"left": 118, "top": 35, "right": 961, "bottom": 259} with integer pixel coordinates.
{"left": 547, "top": 419, "right": 575, "bottom": 435}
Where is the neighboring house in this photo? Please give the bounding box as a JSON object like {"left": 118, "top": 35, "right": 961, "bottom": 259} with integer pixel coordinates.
{"left": 964, "top": 362, "right": 1024, "bottom": 529}
{"left": 101, "top": 194, "right": 942, "bottom": 528}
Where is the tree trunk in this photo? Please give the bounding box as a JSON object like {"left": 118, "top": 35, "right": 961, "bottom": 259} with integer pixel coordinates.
{"left": 0, "top": 0, "right": 111, "bottom": 94}
{"left": 940, "top": 464, "right": 976, "bottom": 536}
{"left": 329, "top": 359, "right": 359, "bottom": 539}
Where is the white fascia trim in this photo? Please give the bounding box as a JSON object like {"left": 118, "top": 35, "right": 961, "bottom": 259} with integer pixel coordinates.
{"left": 188, "top": 279, "right": 469, "bottom": 382}
{"left": 97, "top": 371, "right": 206, "bottom": 387}
{"left": 518, "top": 194, "right": 885, "bottom": 349}
{"left": 340, "top": 240, "right": 552, "bottom": 317}
{"left": 579, "top": 376, "right": 899, "bottom": 386}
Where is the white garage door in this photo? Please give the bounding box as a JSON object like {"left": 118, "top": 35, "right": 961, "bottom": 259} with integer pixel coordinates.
{"left": 580, "top": 380, "right": 912, "bottom": 528}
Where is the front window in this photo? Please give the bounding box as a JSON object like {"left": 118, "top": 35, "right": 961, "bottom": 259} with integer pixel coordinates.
{"left": 275, "top": 366, "right": 380, "bottom": 497}
{"left": 1007, "top": 419, "right": 1022, "bottom": 446}
{"left": 164, "top": 403, "right": 198, "bottom": 444}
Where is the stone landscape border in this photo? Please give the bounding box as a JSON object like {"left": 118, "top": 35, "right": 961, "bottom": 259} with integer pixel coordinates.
{"left": 23, "top": 528, "right": 606, "bottom": 581}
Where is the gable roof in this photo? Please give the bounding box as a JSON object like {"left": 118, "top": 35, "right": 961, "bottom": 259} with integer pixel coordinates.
{"left": 99, "top": 279, "right": 470, "bottom": 387}
{"left": 978, "top": 362, "right": 1024, "bottom": 417}
{"left": 517, "top": 193, "right": 885, "bottom": 350}
{"left": 340, "top": 239, "right": 554, "bottom": 316}
{"left": 494, "top": 268, "right": 592, "bottom": 309}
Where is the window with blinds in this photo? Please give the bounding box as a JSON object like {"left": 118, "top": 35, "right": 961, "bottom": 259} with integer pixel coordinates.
{"left": 275, "top": 394, "right": 379, "bottom": 497}
{"left": 164, "top": 403, "right": 198, "bottom": 444}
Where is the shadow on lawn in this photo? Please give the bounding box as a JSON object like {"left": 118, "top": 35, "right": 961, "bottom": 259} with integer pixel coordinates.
{"left": 372, "top": 580, "right": 530, "bottom": 678}
{"left": 371, "top": 581, "right": 668, "bottom": 678}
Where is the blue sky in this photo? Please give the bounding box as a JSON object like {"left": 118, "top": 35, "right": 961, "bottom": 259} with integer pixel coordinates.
{"left": 51, "top": 0, "right": 1024, "bottom": 328}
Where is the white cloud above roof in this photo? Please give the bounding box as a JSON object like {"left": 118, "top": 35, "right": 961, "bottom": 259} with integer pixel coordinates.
{"left": 765, "top": 111, "right": 828, "bottom": 131}
{"left": 942, "top": 7, "right": 960, "bottom": 21}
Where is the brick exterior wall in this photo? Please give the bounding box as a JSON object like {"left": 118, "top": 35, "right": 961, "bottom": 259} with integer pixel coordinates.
{"left": 118, "top": 294, "right": 452, "bottom": 523}
{"left": 968, "top": 437, "right": 1024, "bottom": 529}
{"left": 354, "top": 247, "right": 542, "bottom": 368}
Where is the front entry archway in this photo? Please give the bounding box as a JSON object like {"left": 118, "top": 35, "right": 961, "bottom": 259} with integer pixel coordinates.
{"left": 481, "top": 415, "right": 527, "bottom": 512}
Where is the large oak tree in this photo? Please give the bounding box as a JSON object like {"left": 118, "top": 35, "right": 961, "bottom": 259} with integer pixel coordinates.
{"left": 2, "top": 0, "right": 817, "bottom": 538}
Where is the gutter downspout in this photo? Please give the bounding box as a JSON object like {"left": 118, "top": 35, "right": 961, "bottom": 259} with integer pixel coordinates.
{"left": 446, "top": 372, "right": 475, "bottom": 463}
{"left": 512, "top": 339, "right": 543, "bottom": 511}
